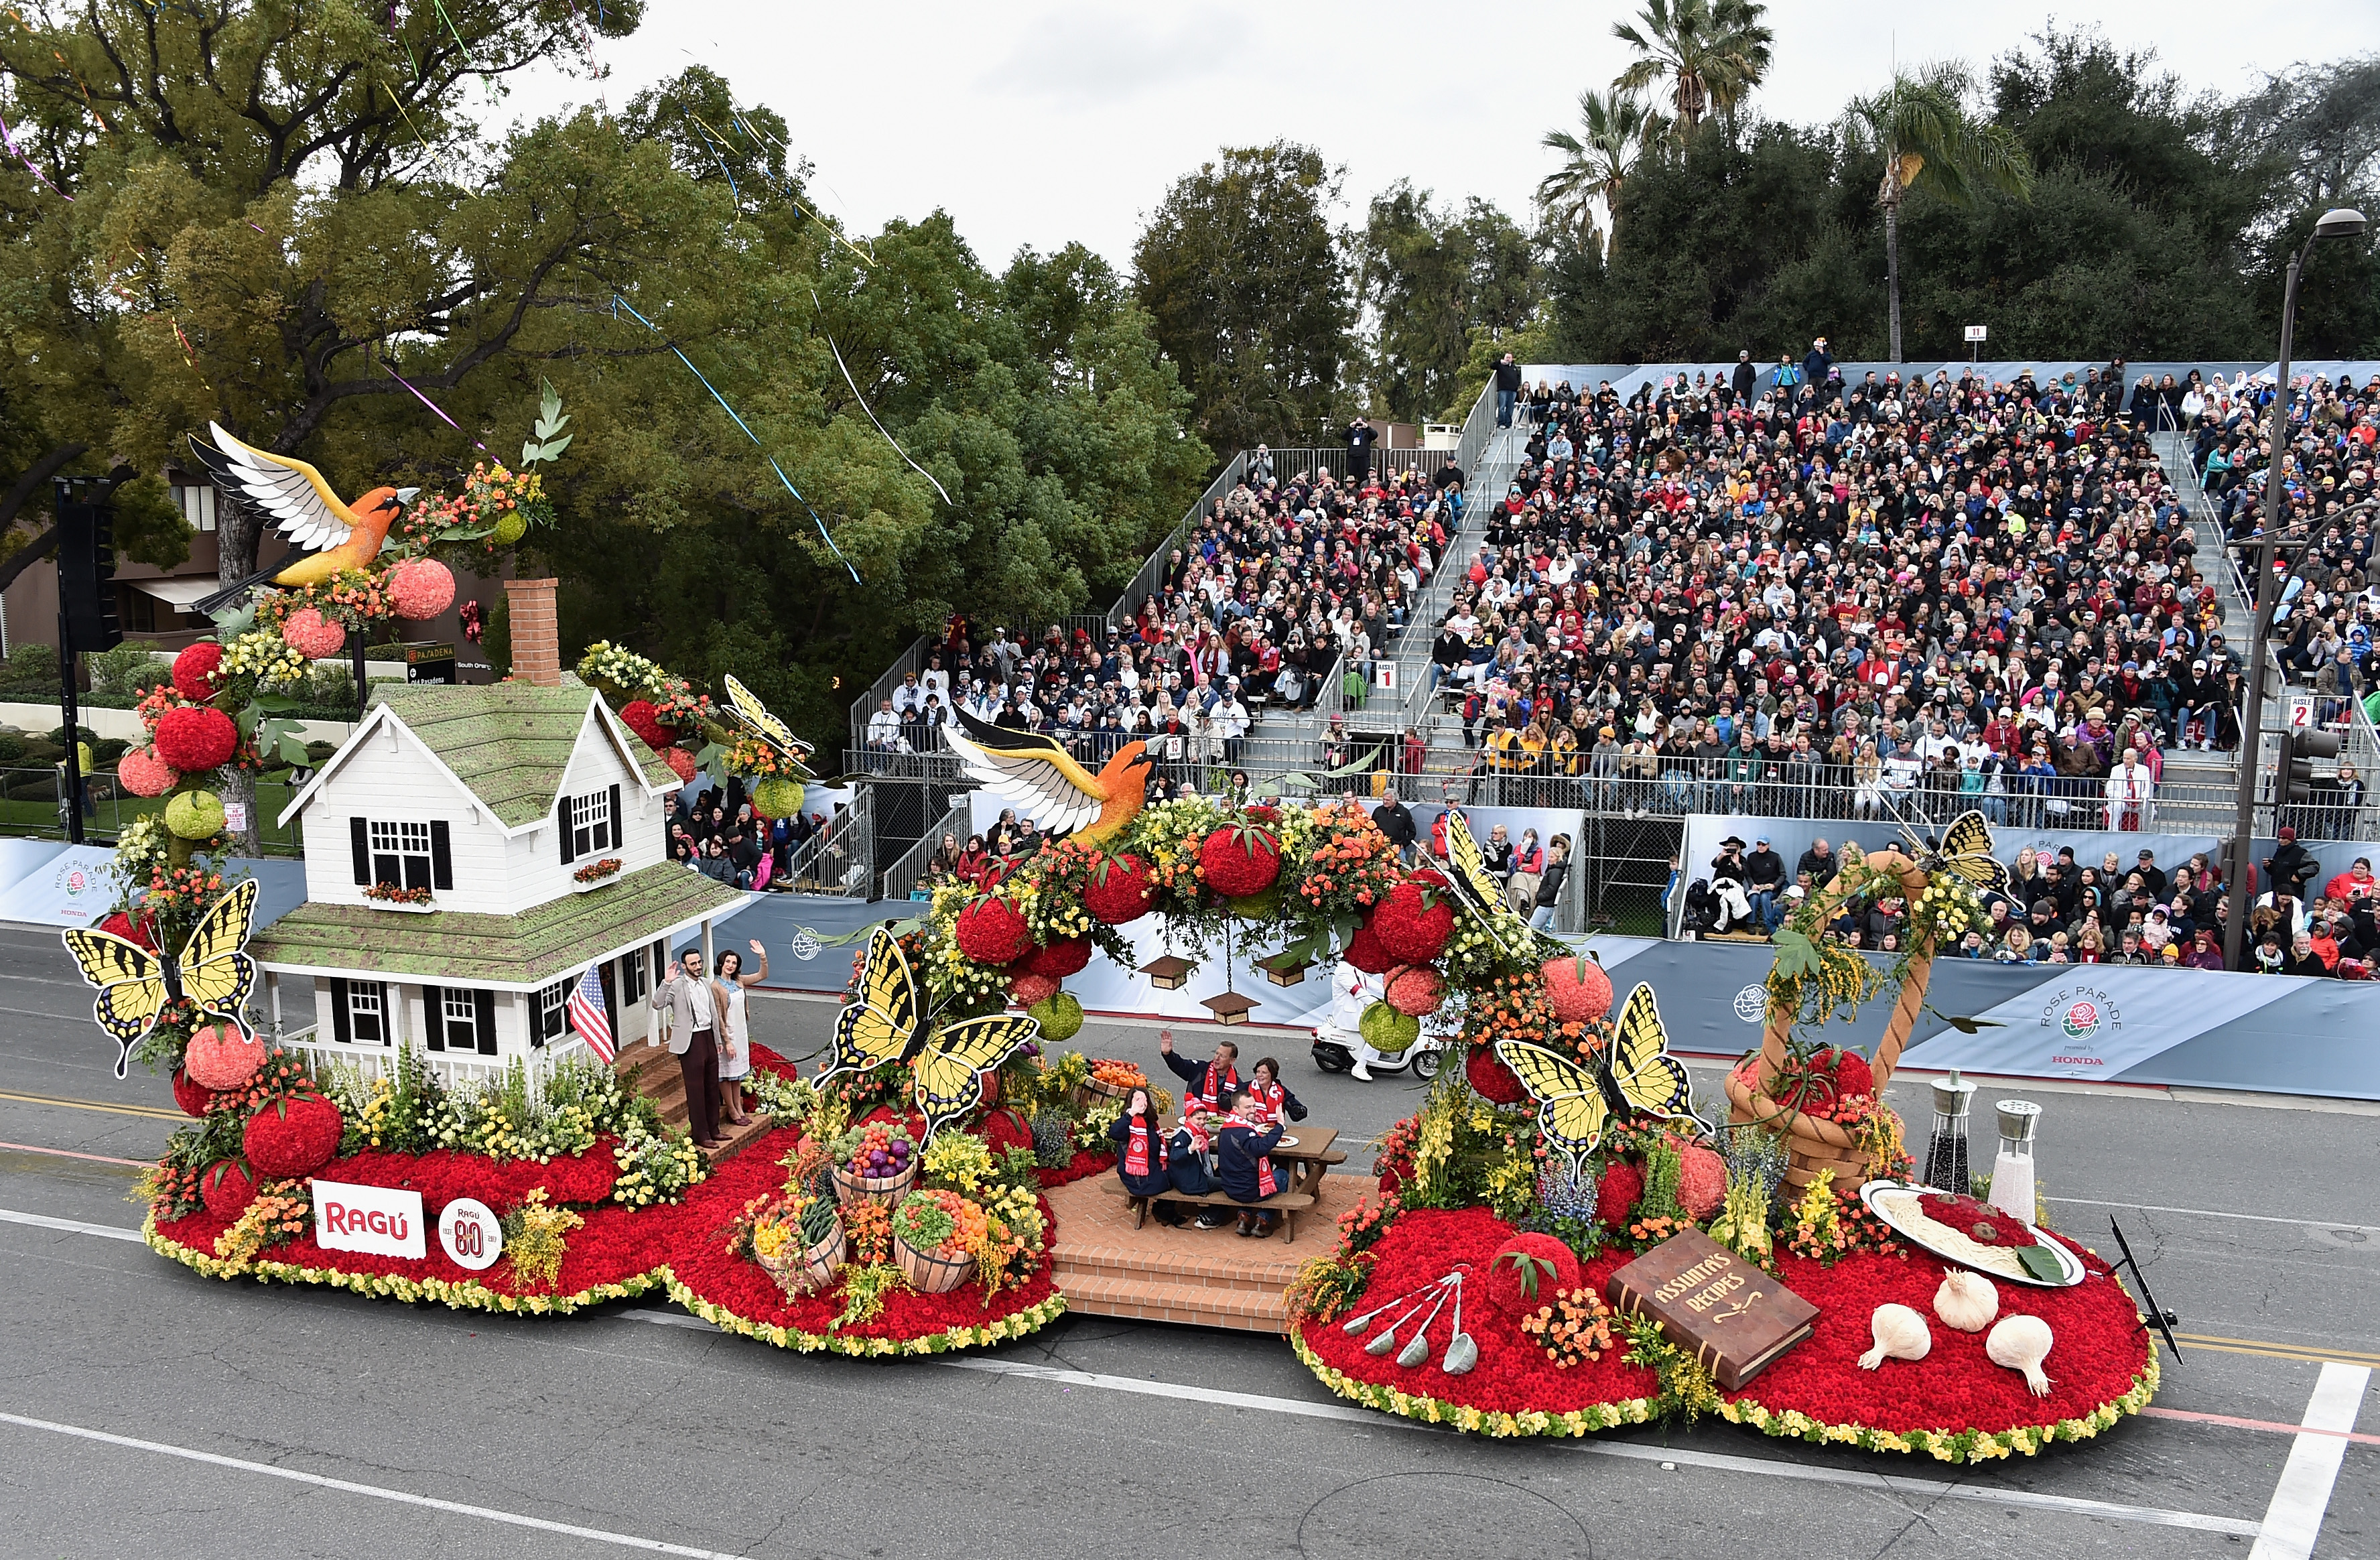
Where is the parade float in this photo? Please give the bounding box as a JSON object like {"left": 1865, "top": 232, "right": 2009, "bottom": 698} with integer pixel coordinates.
{"left": 58, "top": 417, "right": 2164, "bottom": 1440}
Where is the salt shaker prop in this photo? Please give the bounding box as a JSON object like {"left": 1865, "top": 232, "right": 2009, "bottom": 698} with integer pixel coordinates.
{"left": 1987, "top": 1099, "right": 2041, "bottom": 1226}
{"left": 1923, "top": 1071, "right": 1977, "bottom": 1195}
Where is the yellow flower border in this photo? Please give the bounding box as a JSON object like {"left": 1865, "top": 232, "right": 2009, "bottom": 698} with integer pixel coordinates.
{"left": 144, "top": 1214, "right": 1068, "bottom": 1350}
{"left": 143, "top": 1212, "right": 662, "bottom": 1316}
{"left": 1719, "top": 1350, "right": 2161, "bottom": 1463}
{"left": 665, "top": 1273, "right": 1067, "bottom": 1356}
{"left": 1291, "top": 1323, "right": 2159, "bottom": 1460}
{"left": 1289, "top": 1322, "right": 1660, "bottom": 1439}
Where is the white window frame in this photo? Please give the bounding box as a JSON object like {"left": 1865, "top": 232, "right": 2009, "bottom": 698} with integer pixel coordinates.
{"left": 347, "top": 981, "right": 387, "bottom": 1046}
{"left": 441, "top": 988, "right": 480, "bottom": 1051}
{"left": 173, "top": 482, "right": 218, "bottom": 533}
{"left": 368, "top": 820, "right": 434, "bottom": 891}
{"left": 535, "top": 978, "right": 570, "bottom": 1047}
{"left": 570, "top": 791, "right": 616, "bottom": 858}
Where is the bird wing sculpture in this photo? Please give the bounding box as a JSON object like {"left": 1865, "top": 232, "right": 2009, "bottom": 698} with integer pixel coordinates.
{"left": 186, "top": 423, "right": 416, "bottom": 609}
{"left": 943, "top": 707, "right": 1152, "bottom": 846}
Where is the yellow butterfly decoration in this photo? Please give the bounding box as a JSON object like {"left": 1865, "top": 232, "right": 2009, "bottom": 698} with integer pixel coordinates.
{"left": 912, "top": 1014, "right": 1039, "bottom": 1143}
{"left": 1922, "top": 808, "right": 2010, "bottom": 899}
{"left": 817, "top": 927, "right": 922, "bottom": 1083}
{"left": 1493, "top": 982, "right": 1700, "bottom": 1175}
{"left": 722, "top": 673, "right": 815, "bottom": 772}
{"left": 1438, "top": 807, "right": 1544, "bottom": 956}
{"left": 60, "top": 879, "right": 259, "bottom": 1079}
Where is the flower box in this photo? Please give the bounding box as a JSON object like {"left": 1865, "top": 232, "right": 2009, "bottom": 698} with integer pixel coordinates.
{"left": 894, "top": 1232, "right": 974, "bottom": 1294}
{"left": 830, "top": 1160, "right": 916, "bottom": 1208}
{"left": 570, "top": 874, "right": 617, "bottom": 895}
{"left": 363, "top": 895, "right": 437, "bottom": 914}
{"left": 572, "top": 856, "right": 624, "bottom": 892}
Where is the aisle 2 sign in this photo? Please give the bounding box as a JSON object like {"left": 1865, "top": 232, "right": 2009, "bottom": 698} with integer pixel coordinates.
{"left": 312, "top": 1179, "right": 426, "bottom": 1259}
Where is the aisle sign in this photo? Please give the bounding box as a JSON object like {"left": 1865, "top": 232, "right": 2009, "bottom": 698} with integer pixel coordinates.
{"left": 312, "top": 1179, "right": 425, "bottom": 1259}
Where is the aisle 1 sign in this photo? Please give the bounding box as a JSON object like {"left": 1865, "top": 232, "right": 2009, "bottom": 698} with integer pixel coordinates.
{"left": 312, "top": 1179, "right": 426, "bottom": 1259}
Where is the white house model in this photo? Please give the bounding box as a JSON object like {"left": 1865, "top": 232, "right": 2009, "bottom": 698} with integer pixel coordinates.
{"left": 248, "top": 677, "right": 746, "bottom": 1086}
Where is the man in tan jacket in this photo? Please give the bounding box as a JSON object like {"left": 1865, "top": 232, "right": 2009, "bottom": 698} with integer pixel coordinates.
{"left": 649, "top": 948, "right": 724, "bottom": 1148}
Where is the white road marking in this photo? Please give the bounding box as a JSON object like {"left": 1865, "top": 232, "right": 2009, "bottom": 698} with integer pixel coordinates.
{"left": 2051, "top": 1197, "right": 2380, "bottom": 1237}
{"left": 937, "top": 1356, "right": 2258, "bottom": 1535}
{"left": 0, "top": 1208, "right": 145, "bottom": 1242}
{"left": 0, "top": 1409, "right": 752, "bottom": 1559}
{"left": 0, "top": 1217, "right": 2280, "bottom": 1539}
{"left": 2248, "top": 1362, "right": 2371, "bottom": 1560}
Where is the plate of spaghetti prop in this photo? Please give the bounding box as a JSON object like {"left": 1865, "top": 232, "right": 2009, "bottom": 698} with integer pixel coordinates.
{"left": 1860, "top": 1179, "right": 2085, "bottom": 1287}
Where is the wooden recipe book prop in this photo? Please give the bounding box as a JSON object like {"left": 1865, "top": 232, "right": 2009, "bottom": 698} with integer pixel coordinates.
{"left": 1606, "top": 1228, "right": 1819, "bottom": 1390}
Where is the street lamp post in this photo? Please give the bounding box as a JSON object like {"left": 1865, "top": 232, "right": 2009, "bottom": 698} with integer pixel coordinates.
{"left": 2223, "top": 206, "right": 2369, "bottom": 973}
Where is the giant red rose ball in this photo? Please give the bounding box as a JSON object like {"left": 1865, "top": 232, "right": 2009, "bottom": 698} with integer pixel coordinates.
{"left": 1083, "top": 854, "right": 1156, "bottom": 925}
{"left": 1465, "top": 1043, "right": 1528, "bottom": 1105}
{"left": 955, "top": 896, "right": 1033, "bottom": 964}
{"left": 243, "top": 1094, "right": 344, "bottom": 1179}
{"left": 171, "top": 640, "right": 223, "bottom": 700}
{"left": 1199, "top": 825, "right": 1280, "bottom": 899}
{"left": 1372, "top": 879, "right": 1455, "bottom": 964}
{"left": 200, "top": 1159, "right": 256, "bottom": 1219}
{"left": 153, "top": 704, "right": 239, "bottom": 771}
{"left": 1021, "top": 935, "right": 1092, "bottom": 980}
{"left": 1343, "top": 921, "right": 1399, "bottom": 974}
{"left": 620, "top": 699, "right": 671, "bottom": 749}
{"left": 1542, "top": 954, "right": 1613, "bottom": 1023}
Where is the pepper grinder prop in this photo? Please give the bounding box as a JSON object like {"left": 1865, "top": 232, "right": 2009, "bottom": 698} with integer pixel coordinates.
{"left": 1988, "top": 1099, "right": 2042, "bottom": 1226}
{"left": 1923, "top": 1071, "right": 1978, "bottom": 1195}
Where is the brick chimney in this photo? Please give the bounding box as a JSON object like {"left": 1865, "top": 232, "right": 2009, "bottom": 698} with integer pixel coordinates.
{"left": 503, "top": 577, "right": 562, "bottom": 687}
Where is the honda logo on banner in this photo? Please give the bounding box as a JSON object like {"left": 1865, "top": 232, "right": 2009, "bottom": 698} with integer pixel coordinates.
{"left": 312, "top": 1179, "right": 426, "bottom": 1259}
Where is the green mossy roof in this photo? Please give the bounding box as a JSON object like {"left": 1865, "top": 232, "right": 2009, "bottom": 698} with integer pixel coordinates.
{"left": 249, "top": 862, "right": 743, "bottom": 987}
{"left": 369, "top": 679, "right": 675, "bottom": 827}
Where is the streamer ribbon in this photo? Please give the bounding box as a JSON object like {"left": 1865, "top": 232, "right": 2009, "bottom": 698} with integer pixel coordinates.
{"left": 813, "top": 289, "right": 951, "bottom": 507}
{"left": 381, "top": 359, "right": 488, "bottom": 452}
{"left": 610, "top": 293, "right": 861, "bottom": 582}
{"left": 0, "top": 105, "right": 70, "bottom": 199}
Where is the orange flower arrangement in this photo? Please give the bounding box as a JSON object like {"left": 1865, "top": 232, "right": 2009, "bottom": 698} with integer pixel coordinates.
{"left": 1288, "top": 801, "right": 1403, "bottom": 919}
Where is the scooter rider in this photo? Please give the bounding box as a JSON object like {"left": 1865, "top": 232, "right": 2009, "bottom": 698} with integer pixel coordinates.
{"left": 1327, "top": 961, "right": 1391, "bottom": 1080}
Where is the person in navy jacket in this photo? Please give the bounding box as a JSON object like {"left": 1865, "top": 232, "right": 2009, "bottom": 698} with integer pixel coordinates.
{"left": 1159, "top": 1029, "right": 1240, "bottom": 1114}
{"left": 1107, "top": 1088, "right": 1183, "bottom": 1225}
{"left": 1244, "top": 1057, "right": 1309, "bottom": 1126}
{"left": 1215, "top": 1092, "right": 1292, "bottom": 1238}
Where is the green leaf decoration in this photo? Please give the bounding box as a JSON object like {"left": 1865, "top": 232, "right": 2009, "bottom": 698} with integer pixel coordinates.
{"left": 1494, "top": 1248, "right": 1559, "bottom": 1301}
{"left": 521, "top": 440, "right": 543, "bottom": 468}
{"left": 2016, "top": 1244, "right": 2066, "bottom": 1283}
{"left": 1770, "top": 926, "right": 1823, "bottom": 979}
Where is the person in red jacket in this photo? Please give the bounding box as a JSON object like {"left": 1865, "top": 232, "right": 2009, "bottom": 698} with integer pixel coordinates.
{"left": 2325, "top": 857, "right": 2377, "bottom": 907}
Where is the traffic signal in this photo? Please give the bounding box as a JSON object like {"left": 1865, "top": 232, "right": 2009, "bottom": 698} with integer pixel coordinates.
{"left": 53, "top": 476, "right": 122, "bottom": 653}
{"left": 2284, "top": 728, "right": 2342, "bottom": 803}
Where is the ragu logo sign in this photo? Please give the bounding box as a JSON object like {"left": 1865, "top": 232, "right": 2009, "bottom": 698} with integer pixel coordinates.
{"left": 312, "top": 1179, "right": 426, "bottom": 1259}
{"left": 2037, "top": 985, "right": 2120, "bottom": 1068}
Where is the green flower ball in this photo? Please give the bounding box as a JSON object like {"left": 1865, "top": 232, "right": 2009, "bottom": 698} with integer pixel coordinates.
{"left": 1227, "top": 886, "right": 1280, "bottom": 921}
{"left": 1359, "top": 1000, "right": 1421, "bottom": 1055}
{"left": 750, "top": 777, "right": 804, "bottom": 819}
{"left": 164, "top": 789, "right": 226, "bottom": 841}
{"left": 490, "top": 511, "right": 529, "bottom": 545}
{"left": 1027, "top": 992, "right": 1085, "bottom": 1043}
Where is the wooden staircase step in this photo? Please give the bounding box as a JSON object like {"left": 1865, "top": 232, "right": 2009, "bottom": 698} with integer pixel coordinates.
{"left": 1052, "top": 1271, "right": 1288, "bottom": 1332}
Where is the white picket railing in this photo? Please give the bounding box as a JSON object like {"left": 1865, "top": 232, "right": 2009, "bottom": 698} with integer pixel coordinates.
{"left": 278, "top": 1025, "right": 593, "bottom": 1102}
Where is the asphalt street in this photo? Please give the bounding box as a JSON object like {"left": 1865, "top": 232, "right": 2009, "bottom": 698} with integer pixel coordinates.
{"left": 2, "top": 924, "right": 2375, "bottom": 1559}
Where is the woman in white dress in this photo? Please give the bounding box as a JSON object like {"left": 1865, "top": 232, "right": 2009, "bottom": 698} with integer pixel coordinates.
{"left": 712, "top": 938, "right": 769, "bottom": 1128}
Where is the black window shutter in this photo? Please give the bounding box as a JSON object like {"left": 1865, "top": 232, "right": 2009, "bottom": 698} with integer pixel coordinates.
{"left": 606, "top": 785, "right": 622, "bottom": 852}
{"left": 330, "top": 978, "right": 350, "bottom": 1044}
{"left": 429, "top": 820, "right": 453, "bottom": 890}
{"left": 557, "top": 796, "right": 575, "bottom": 865}
{"left": 421, "top": 984, "right": 445, "bottom": 1052}
{"left": 473, "top": 989, "right": 498, "bottom": 1055}
{"left": 349, "top": 818, "right": 370, "bottom": 884}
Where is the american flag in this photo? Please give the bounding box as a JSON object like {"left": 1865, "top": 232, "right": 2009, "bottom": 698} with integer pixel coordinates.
{"left": 566, "top": 964, "right": 614, "bottom": 1063}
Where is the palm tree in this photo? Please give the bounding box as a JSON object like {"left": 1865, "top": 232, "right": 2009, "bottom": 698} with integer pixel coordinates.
{"left": 1611, "top": 0, "right": 1772, "bottom": 137}
{"left": 1839, "top": 62, "right": 2035, "bottom": 361}
{"left": 1538, "top": 88, "right": 1663, "bottom": 257}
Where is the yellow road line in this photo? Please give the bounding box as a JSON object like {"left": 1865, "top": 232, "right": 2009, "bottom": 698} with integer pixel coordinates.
{"left": 2173, "top": 1333, "right": 2380, "bottom": 1367}
{"left": 0, "top": 1088, "right": 182, "bottom": 1121}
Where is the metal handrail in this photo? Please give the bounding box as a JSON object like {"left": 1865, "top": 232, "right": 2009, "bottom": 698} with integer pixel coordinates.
{"left": 878, "top": 794, "right": 971, "bottom": 903}
{"left": 779, "top": 786, "right": 875, "bottom": 897}
{"left": 845, "top": 635, "right": 931, "bottom": 753}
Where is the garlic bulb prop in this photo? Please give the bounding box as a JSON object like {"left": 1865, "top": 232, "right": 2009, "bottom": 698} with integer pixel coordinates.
{"left": 1858, "top": 1303, "right": 1933, "bottom": 1370}
{"left": 1986, "top": 1315, "right": 2055, "bottom": 1396}
{"left": 1933, "top": 1270, "right": 1999, "bottom": 1334}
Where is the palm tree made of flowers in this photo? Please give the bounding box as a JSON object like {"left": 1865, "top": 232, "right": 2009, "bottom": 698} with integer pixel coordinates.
{"left": 1837, "top": 62, "right": 2036, "bottom": 363}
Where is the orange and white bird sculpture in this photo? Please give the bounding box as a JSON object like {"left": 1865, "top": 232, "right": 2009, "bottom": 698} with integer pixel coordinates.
{"left": 943, "top": 708, "right": 1153, "bottom": 847}
{"left": 188, "top": 422, "right": 417, "bottom": 612}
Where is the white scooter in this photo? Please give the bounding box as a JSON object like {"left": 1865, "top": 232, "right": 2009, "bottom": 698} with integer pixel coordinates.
{"left": 1309, "top": 960, "right": 1448, "bottom": 1082}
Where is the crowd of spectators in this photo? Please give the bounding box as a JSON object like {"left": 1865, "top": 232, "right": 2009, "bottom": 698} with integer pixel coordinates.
{"left": 1420, "top": 348, "right": 2310, "bottom": 826}
{"left": 2183, "top": 368, "right": 2380, "bottom": 726}
{"left": 860, "top": 456, "right": 1467, "bottom": 777}
{"left": 667, "top": 782, "right": 840, "bottom": 891}
{"left": 1686, "top": 828, "right": 2380, "bottom": 976}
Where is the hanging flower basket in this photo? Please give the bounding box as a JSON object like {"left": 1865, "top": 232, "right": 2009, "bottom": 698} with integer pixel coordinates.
{"left": 894, "top": 1232, "right": 975, "bottom": 1295}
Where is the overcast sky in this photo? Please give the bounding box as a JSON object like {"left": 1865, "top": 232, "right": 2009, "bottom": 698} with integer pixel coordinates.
{"left": 498, "top": 0, "right": 2380, "bottom": 271}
